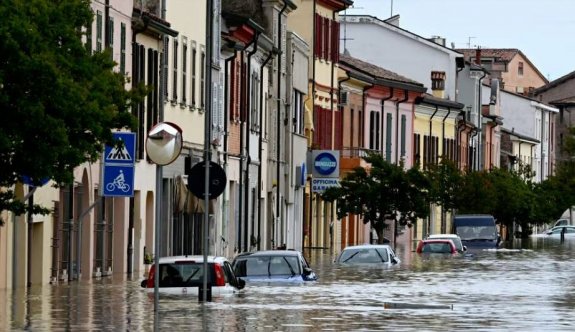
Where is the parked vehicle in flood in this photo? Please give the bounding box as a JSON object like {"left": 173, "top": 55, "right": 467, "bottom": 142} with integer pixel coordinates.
{"left": 416, "top": 239, "right": 458, "bottom": 255}
{"left": 140, "top": 256, "right": 245, "bottom": 296}
{"left": 453, "top": 214, "right": 500, "bottom": 249}
{"left": 427, "top": 234, "right": 466, "bottom": 252}
{"left": 334, "top": 244, "right": 400, "bottom": 266}
{"left": 232, "top": 250, "right": 317, "bottom": 283}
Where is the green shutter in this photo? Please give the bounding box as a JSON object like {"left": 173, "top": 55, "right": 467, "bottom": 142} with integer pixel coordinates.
{"left": 120, "top": 23, "right": 126, "bottom": 74}
{"left": 401, "top": 115, "right": 406, "bottom": 157}
{"left": 386, "top": 113, "right": 392, "bottom": 161}
{"left": 96, "top": 11, "right": 102, "bottom": 52}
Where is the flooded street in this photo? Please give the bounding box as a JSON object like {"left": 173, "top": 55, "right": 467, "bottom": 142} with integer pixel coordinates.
{"left": 2, "top": 237, "right": 575, "bottom": 331}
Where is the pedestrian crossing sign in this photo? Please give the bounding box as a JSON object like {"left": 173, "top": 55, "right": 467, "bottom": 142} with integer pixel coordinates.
{"left": 104, "top": 132, "right": 136, "bottom": 165}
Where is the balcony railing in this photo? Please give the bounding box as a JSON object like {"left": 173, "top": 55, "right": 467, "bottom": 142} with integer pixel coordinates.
{"left": 340, "top": 147, "right": 384, "bottom": 159}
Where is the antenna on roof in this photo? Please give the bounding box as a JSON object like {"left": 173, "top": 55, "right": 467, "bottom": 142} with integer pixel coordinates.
{"left": 467, "top": 37, "right": 476, "bottom": 48}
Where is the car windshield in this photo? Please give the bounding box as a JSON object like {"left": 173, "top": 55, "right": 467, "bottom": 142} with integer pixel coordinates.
{"left": 550, "top": 227, "right": 575, "bottom": 234}
{"left": 234, "top": 256, "right": 301, "bottom": 277}
{"left": 338, "top": 248, "right": 388, "bottom": 263}
{"left": 158, "top": 262, "right": 213, "bottom": 287}
{"left": 456, "top": 226, "right": 497, "bottom": 240}
{"left": 421, "top": 243, "right": 453, "bottom": 253}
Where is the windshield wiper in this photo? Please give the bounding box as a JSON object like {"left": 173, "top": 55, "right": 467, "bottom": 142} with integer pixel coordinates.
{"left": 343, "top": 252, "right": 360, "bottom": 263}
{"left": 184, "top": 268, "right": 201, "bottom": 284}
{"left": 283, "top": 257, "right": 296, "bottom": 277}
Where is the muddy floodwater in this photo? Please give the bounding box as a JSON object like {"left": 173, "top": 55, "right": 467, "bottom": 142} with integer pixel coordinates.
{"left": 2, "top": 236, "right": 575, "bottom": 331}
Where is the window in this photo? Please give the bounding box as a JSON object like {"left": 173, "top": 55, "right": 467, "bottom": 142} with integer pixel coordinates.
{"left": 85, "top": 20, "right": 92, "bottom": 53}
{"left": 251, "top": 71, "right": 261, "bottom": 131}
{"left": 181, "top": 38, "right": 187, "bottom": 105}
{"left": 350, "top": 108, "right": 355, "bottom": 148}
{"left": 293, "top": 89, "right": 304, "bottom": 135}
{"left": 200, "top": 46, "right": 205, "bottom": 110}
{"left": 190, "top": 41, "right": 197, "bottom": 108}
{"left": 400, "top": 115, "right": 406, "bottom": 157}
{"left": 386, "top": 113, "right": 392, "bottom": 161}
{"left": 107, "top": 16, "right": 114, "bottom": 50}
{"left": 96, "top": 11, "right": 102, "bottom": 52}
{"left": 518, "top": 61, "right": 524, "bottom": 76}
{"left": 120, "top": 23, "right": 126, "bottom": 75}
{"left": 414, "top": 133, "right": 421, "bottom": 166}
{"left": 172, "top": 38, "right": 178, "bottom": 102}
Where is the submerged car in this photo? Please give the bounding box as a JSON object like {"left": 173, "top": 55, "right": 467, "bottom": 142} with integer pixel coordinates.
{"left": 416, "top": 239, "right": 458, "bottom": 255}
{"left": 545, "top": 225, "right": 575, "bottom": 237}
{"left": 232, "top": 250, "right": 317, "bottom": 283}
{"left": 334, "top": 244, "right": 400, "bottom": 266}
{"left": 427, "top": 234, "right": 466, "bottom": 252}
{"left": 140, "top": 256, "right": 245, "bottom": 296}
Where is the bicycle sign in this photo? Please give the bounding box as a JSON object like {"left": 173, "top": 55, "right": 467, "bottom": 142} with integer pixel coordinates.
{"left": 102, "top": 165, "right": 134, "bottom": 197}
{"left": 102, "top": 132, "right": 136, "bottom": 197}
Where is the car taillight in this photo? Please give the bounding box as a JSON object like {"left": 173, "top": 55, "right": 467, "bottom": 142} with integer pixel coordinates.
{"left": 146, "top": 265, "right": 155, "bottom": 288}
{"left": 214, "top": 264, "right": 225, "bottom": 287}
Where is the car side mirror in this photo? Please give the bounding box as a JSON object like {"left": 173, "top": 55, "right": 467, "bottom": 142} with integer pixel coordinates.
{"left": 303, "top": 267, "right": 312, "bottom": 276}
{"left": 237, "top": 278, "right": 246, "bottom": 290}
{"left": 140, "top": 279, "right": 148, "bottom": 288}
{"left": 463, "top": 246, "right": 468, "bottom": 251}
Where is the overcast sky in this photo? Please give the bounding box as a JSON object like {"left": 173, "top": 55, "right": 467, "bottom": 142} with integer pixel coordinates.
{"left": 347, "top": 0, "right": 575, "bottom": 82}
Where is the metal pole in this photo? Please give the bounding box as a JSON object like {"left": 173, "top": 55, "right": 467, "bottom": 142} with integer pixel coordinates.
{"left": 202, "top": 0, "right": 214, "bottom": 303}
{"left": 68, "top": 184, "right": 73, "bottom": 282}
{"left": 26, "top": 189, "right": 34, "bottom": 287}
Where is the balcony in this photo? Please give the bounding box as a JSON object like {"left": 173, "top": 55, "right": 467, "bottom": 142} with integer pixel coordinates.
{"left": 340, "top": 147, "right": 383, "bottom": 172}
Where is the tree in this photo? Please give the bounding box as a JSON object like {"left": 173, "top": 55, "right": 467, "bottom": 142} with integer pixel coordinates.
{"left": 425, "top": 158, "right": 463, "bottom": 226}
{"left": 454, "top": 170, "right": 496, "bottom": 215}
{"left": 322, "top": 153, "right": 430, "bottom": 244}
{"left": 0, "top": 0, "right": 141, "bottom": 224}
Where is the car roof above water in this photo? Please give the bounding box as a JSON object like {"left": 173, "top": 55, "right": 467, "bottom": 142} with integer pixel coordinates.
{"left": 157, "top": 255, "right": 228, "bottom": 264}
{"left": 428, "top": 234, "right": 461, "bottom": 239}
{"left": 237, "top": 250, "right": 301, "bottom": 257}
{"left": 342, "top": 244, "right": 393, "bottom": 250}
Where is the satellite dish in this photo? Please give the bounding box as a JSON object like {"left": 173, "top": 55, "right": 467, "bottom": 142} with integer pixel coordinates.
{"left": 145, "top": 122, "right": 183, "bottom": 165}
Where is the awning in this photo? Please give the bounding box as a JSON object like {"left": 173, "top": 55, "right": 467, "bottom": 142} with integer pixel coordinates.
{"left": 304, "top": 99, "right": 314, "bottom": 131}
{"left": 174, "top": 175, "right": 216, "bottom": 214}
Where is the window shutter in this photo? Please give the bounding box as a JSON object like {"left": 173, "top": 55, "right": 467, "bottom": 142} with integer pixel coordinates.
{"left": 386, "top": 113, "right": 392, "bottom": 161}
{"left": 314, "top": 14, "right": 321, "bottom": 58}
{"left": 401, "top": 115, "right": 406, "bottom": 157}
{"left": 332, "top": 21, "right": 340, "bottom": 63}
{"left": 322, "top": 17, "right": 328, "bottom": 60}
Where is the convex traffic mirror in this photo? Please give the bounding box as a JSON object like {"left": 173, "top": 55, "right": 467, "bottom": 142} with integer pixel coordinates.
{"left": 146, "top": 122, "right": 183, "bottom": 165}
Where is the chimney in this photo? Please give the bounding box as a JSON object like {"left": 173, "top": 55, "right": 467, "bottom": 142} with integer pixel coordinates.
{"left": 475, "top": 47, "right": 481, "bottom": 65}
{"left": 431, "top": 71, "right": 446, "bottom": 99}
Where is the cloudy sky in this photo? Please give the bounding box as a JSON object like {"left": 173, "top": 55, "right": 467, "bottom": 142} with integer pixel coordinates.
{"left": 348, "top": 0, "right": 575, "bottom": 81}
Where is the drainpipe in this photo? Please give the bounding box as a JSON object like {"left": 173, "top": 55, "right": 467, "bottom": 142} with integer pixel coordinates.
{"left": 380, "top": 88, "right": 394, "bottom": 157}
{"left": 244, "top": 33, "right": 260, "bottom": 252}
{"left": 338, "top": 74, "right": 351, "bottom": 147}
{"left": 429, "top": 106, "right": 439, "bottom": 167}
{"left": 456, "top": 116, "right": 466, "bottom": 169}
{"left": 439, "top": 108, "right": 451, "bottom": 233}
{"left": 222, "top": 48, "right": 237, "bottom": 252}
{"left": 441, "top": 109, "right": 452, "bottom": 160}
{"left": 237, "top": 37, "right": 257, "bottom": 252}
{"left": 257, "top": 50, "right": 275, "bottom": 250}
{"left": 127, "top": 4, "right": 149, "bottom": 279}
{"left": 275, "top": 1, "right": 288, "bottom": 249}
{"left": 395, "top": 89, "right": 409, "bottom": 163}
{"left": 477, "top": 71, "right": 487, "bottom": 170}
{"left": 469, "top": 128, "right": 479, "bottom": 172}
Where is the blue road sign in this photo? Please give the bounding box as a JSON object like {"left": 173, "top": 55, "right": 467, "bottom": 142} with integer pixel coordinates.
{"left": 102, "top": 165, "right": 134, "bottom": 197}
{"left": 104, "top": 132, "right": 136, "bottom": 165}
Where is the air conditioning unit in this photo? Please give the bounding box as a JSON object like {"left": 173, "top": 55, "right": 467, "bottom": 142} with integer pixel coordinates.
{"left": 516, "top": 86, "right": 524, "bottom": 94}
{"left": 339, "top": 90, "right": 348, "bottom": 106}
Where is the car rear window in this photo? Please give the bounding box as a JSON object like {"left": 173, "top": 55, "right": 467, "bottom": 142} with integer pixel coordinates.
{"left": 158, "top": 262, "right": 214, "bottom": 287}
{"left": 422, "top": 243, "right": 452, "bottom": 253}
{"left": 234, "top": 256, "right": 301, "bottom": 277}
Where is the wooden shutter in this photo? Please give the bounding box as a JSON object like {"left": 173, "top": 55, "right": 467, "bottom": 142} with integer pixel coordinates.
{"left": 332, "top": 20, "right": 340, "bottom": 63}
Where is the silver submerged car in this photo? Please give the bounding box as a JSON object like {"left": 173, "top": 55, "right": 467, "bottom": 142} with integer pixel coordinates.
{"left": 334, "top": 244, "right": 400, "bottom": 266}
